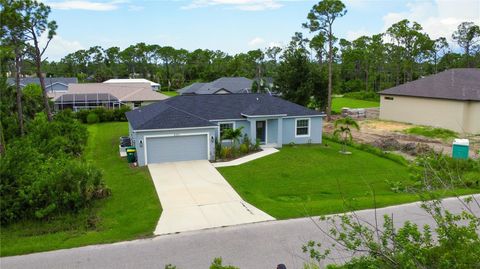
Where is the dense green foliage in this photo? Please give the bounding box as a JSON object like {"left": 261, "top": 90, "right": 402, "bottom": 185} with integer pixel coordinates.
{"left": 0, "top": 82, "right": 46, "bottom": 143}
{"left": 1, "top": 122, "right": 161, "bottom": 256}
{"left": 308, "top": 197, "right": 480, "bottom": 269}
{"left": 403, "top": 126, "right": 458, "bottom": 140}
{"left": 410, "top": 153, "right": 480, "bottom": 190}
{"left": 0, "top": 112, "right": 109, "bottom": 224}
{"left": 75, "top": 106, "right": 130, "bottom": 124}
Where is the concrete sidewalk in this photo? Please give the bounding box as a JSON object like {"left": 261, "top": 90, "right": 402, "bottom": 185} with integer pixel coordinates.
{"left": 149, "top": 160, "right": 274, "bottom": 235}
{"left": 213, "top": 147, "right": 279, "bottom": 168}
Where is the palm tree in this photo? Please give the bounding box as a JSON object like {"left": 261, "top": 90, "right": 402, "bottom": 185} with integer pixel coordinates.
{"left": 222, "top": 126, "right": 244, "bottom": 148}
{"left": 333, "top": 117, "right": 360, "bottom": 154}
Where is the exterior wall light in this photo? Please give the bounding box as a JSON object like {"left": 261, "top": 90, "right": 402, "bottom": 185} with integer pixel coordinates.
{"left": 139, "top": 139, "right": 143, "bottom": 147}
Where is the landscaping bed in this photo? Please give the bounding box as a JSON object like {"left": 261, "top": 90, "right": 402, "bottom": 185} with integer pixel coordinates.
{"left": 0, "top": 122, "right": 161, "bottom": 257}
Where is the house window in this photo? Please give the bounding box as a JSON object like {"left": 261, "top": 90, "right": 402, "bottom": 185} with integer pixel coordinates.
{"left": 133, "top": 102, "right": 142, "bottom": 108}
{"left": 295, "top": 119, "right": 310, "bottom": 137}
{"left": 219, "top": 122, "right": 234, "bottom": 139}
{"left": 384, "top": 96, "right": 394, "bottom": 100}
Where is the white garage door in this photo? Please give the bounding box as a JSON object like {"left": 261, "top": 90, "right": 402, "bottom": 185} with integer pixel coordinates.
{"left": 146, "top": 134, "right": 208, "bottom": 164}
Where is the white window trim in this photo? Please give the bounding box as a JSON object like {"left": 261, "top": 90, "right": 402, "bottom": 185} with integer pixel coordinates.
{"left": 295, "top": 118, "right": 311, "bottom": 138}
{"left": 218, "top": 121, "right": 236, "bottom": 142}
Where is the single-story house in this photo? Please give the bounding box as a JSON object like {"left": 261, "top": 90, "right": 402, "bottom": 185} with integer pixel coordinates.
{"left": 379, "top": 68, "right": 480, "bottom": 133}
{"left": 7, "top": 77, "right": 78, "bottom": 97}
{"left": 177, "top": 77, "right": 252, "bottom": 95}
{"left": 103, "top": 78, "right": 160, "bottom": 91}
{"left": 126, "top": 93, "right": 324, "bottom": 166}
{"left": 55, "top": 83, "right": 167, "bottom": 111}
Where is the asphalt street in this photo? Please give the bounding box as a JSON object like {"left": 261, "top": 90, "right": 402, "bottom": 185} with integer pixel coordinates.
{"left": 2, "top": 194, "right": 479, "bottom": 269}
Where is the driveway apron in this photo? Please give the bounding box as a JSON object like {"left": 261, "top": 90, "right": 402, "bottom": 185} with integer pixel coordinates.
{"left": 148, "top": 160, "right": 274, "bottom": 235}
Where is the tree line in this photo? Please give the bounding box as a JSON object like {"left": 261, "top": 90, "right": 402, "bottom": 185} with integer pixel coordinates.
{"left": 1, "top": 0, "right": 480, "bottom": 131}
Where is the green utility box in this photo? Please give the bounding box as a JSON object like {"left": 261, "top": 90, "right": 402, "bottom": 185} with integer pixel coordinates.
{"left": 126, "top": 146, "right": 137, "bottom": 163}
{"left": 452, "top": 139, "right": 469, "bottom": 159}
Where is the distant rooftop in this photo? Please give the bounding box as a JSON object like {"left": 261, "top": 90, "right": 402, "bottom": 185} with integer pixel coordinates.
{"left": 380, "top": 68, "right": 480, "bottom": 101}
{"left": 67, "top": 83, "right": 167, "bottom": 102}
{"left": 103, "top": 78, "right": 160, "bottom": 87}
{"left": 7, "top": 77, "right": 78, "bottom": 87}
{"left": 177, "top": 77, "right": 252, "bottom": 95}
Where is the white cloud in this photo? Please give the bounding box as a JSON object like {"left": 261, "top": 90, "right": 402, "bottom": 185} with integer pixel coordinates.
{"left": 40, "top": 34, "right": 84, "bottom": 61}
{"left": 181, "top": 0, "right": 283, "bottom": 11}
{"left": 382, "top": 0, "right": 480, "bottom": 45}
{"left": 46, "top": 1, "right": 128, "bottom": 11}
{"left": 248, "top": 37, "right": 266, "bottom": 46}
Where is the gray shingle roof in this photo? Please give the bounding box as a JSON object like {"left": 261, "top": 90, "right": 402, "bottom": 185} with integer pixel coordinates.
{"left": 126, "top": 93, "right": 323, "bottom": 130}
{"left": 379, "top": 68, "right": 480, "bottom": 101}
{"left": 7, "top": 77, "right": 78, "bottom": 87}
{"left": 178, "top": 77, "right": 253, "bottom": 95}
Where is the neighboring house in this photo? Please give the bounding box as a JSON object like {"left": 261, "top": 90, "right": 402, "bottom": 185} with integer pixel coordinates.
{"left": 55, "top": 83, "right": 167, "bottom": 111}
{"left": 177, "top": 77, "right": 252, "bottom": 95}
{"left": 126, "top": 93, "right": 324, "bottom": 166}
{"left": 103, "top": 78, "right": 161, "bottom": 91}
{"left": 6, "top": 77, "right": 78, "bottom": 97}
{"left": 379, "top": 68, "right": 480, "bottom": 133}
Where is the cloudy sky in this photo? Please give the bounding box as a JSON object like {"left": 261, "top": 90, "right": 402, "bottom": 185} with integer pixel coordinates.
{"left": 41, "top": 0, "right": 480, "bottom": 61}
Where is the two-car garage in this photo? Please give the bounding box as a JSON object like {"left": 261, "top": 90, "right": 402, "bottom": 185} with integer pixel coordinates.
{"left": 144, "top": 134, "right": 210, "bottom": 164}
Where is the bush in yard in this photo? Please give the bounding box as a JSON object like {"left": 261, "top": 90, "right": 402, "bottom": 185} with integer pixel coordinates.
{"left": 409, "top": 152, "right": 480, "bottom": 190}
{"left": 75, "top": 106, "right": 131, "bottom": 123}
{"left": 0, "top": 113, "right": 109, "bottom": 225}
{"left": 86, "top": 112, "right": 99, "bottom": 124}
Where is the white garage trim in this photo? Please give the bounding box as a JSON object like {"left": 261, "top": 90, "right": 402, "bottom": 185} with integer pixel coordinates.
{"left": 144, "top": 132, "right": 210, "bottom": 165}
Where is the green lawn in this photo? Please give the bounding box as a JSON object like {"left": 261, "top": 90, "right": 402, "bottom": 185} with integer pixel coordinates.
{"left": 1, "top": 122, "right": 161, "bottom": 256}
{"left": 218, "top": 142, "right": 474, "bottom": 219}
{"left": 160, "top": 90, "right": 179, "bottom": 97}
{"left": 332, "top": 97, "right": 379, "bottom": 113}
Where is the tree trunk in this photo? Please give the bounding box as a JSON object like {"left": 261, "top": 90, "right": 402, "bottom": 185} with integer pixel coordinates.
{"left": 14, "top": 46, "right": 24, "bottom": 136}
{"left": 32, "top": 30, "right": 53, "bottom": 122}
{"left": 326, "top": 23, "right": 333, "bottom": 121}
{"left": 0, "top": 122, "right": 5, "bottom": 156}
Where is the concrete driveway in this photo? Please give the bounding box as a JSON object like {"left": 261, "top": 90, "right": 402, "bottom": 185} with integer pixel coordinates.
{"left": 148, "top": 160, "right": 274, "bottom": 235}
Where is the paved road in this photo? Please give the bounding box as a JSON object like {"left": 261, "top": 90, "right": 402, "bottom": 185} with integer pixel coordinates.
{"left": 2, "top": 195, "right": 479, "bottom": 269}
{"left": 149, "top": 160, "right": 274, "bottom": 235}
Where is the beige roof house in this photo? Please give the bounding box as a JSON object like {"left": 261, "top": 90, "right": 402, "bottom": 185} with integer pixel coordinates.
{"left": 68, "top": 83, "right": 167, "bottom": 103}
{"left": 53, "top": 83, "right": 168, "bottom": 111}
{"left": 379, "top": 68, "right": 480, "bottom": 133}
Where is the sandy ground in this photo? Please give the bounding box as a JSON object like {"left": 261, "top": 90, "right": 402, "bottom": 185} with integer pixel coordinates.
{"left": 325, "top": 110, "right": 480, "bottom": 159}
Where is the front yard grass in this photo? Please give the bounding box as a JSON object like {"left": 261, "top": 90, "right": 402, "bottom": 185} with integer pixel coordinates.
{"left": 1, "top": 122, "right": 161, "bottom": 257}
{"left": 218, "top": 141, "right": 475, "bottom": 219}
{"left": 332, "top": 97, "right": 379, "bottom": 113}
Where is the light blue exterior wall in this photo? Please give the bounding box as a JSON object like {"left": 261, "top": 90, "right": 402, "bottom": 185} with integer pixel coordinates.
{"left": 267, "top": 119, "right": 278, "bottom": 144}
{"left": 282, "top": 117, "right": 323, "bottom": 144}
{"left": 130, "top": 126, "right": 217, "bottom": 166}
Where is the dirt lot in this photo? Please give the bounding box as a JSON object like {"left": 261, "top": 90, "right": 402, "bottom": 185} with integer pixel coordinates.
{"left": 324, "top": 114, "right": 480, "bottom": 160}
